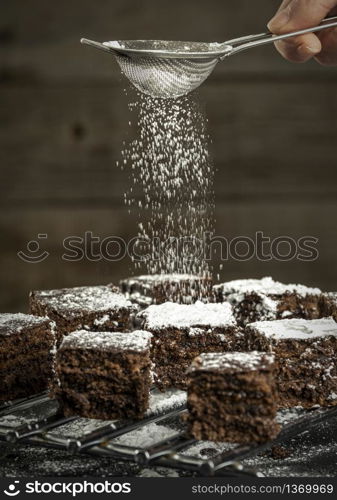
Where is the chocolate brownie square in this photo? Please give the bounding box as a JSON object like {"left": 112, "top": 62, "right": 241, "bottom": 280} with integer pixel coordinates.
{"left": 30, "top": 285, "right": 138, "bottom": 345}
{"left": 0, "top": 313, "right": 56, "bottom": 402}
{"left": 214, "top": 277, "right": 322, "bottom": 326}
{"left": 246, "top": 318, "right": 337, "bottom": 408}
{"left": 139, "top": 301, "right": 243, "bottom": 390}
{"left": 54, "top": 330, "right": 152, "bottom": 419}
{"left": 186, "top": 352, "right": 279, "bottom": 443}
{"left": 120, "top": 274, "right": 213, "bottom": 307}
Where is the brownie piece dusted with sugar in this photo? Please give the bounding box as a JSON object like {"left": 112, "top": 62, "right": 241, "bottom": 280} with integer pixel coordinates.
{"left": 120, "top": 274, "right": 213, "bottom": 307}
{"left": 214, "top": 277, "right": 322, "bottom": 326}
{"left": 30, "top": 285, "right": 138, "bottom": 345}
{"left": 0, "top": 313, "right": 56, "bottom": 402}
{"left": 54, "top": 330, "right": 152, "bottom": 419}
{"left": 246, "top": 318, "right": 337, "bottom": 408}
{"left": 139, "top": 301, "right": 242, "bottom": 390}
{"left": 186, "top": 352, "right": 279, "bottom": 443}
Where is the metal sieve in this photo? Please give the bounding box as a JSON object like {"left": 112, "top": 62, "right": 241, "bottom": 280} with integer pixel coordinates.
{"left": 81, "top": 16, "right": 337, "bottom": 98}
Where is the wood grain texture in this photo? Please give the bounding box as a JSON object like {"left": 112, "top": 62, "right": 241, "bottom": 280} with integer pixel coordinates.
{"left": 0, "top": 0, "right": 304, "bottom": 83}
{"left": 1, "top": 80, "right": 336, "bottom": 205}
{"left": 0, "top": 202, "right": 335, "bottom": 311}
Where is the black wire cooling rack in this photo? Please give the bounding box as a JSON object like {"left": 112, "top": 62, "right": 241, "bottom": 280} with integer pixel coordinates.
{"left": 1, "top": 390, "right": 337, "bottom": 477}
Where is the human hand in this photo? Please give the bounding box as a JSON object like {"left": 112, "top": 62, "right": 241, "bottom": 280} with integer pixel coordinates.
{"left": 268, "top": 0, "right": 337, "bottom": 65}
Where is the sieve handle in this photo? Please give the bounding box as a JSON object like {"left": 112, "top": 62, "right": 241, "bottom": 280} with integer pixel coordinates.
{"left": 80, "top": 38, "right": 115, "bottom": 53}
{"left": 222, "top": 15, "right": 337, "bottom": 59}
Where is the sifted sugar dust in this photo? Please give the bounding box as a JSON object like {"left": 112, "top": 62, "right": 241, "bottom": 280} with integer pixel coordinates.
{"left": 120, "top": 92, "right": 215, "bottom": 279}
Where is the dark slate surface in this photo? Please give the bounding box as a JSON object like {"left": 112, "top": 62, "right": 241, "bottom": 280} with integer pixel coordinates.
{"left": 1, "top": 415, "right": 337, "bottom": 477}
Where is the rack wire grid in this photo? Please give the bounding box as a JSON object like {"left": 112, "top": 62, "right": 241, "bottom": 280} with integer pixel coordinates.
{"left": 0, "top": 389, "right": 337, "bottom": 477}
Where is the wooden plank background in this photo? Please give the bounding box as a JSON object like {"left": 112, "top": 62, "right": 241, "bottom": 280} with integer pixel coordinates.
{"left": 1, "top": 0, "right": 336, "bottom": 311}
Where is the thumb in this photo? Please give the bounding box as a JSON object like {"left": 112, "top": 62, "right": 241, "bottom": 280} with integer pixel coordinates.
{"left": 268, "top": 0, "right": 337, "bottom": 32}
{"left": 267, "top": 0, "right": 337, "bottom": 62}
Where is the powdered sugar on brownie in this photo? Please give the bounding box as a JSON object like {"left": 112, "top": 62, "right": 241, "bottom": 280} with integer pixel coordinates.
{"left": 60, "top": 330, "right": 152, "bottom": 352}
{"left": 249, "top": 318, "right": 337, "bottom": 340}
{"left": 140, "top": 301, "right": 236, "bottom": 329}
{"left": 0, "top": 313, "right": 52, "bottom": 336}
{"left": 189, "top": 351, "right": 275, "bottom": 373}
{"left": 214, "top": 276, "right": 321, "bottom": 297}
{"left": 33, "top": 285, "right": 135, "bottom": 313}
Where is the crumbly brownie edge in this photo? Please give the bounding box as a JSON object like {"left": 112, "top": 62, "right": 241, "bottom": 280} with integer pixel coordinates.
{"left": 148, "top": 326, "right": 245, "bottom": 390}
{"left": 0, "top": 320, "right": 56, "bottom": 402}
{"left": 188, "top": 418, "right": 280, "bottom": 443}
{"left": 53, "top": 346, "right": 152, "bottom": 419}
{"left": 186, "top": 351, "right": 279, "bottom": 443}
{"left": 245, "top": 323, "right": 337, "bottom": 407}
